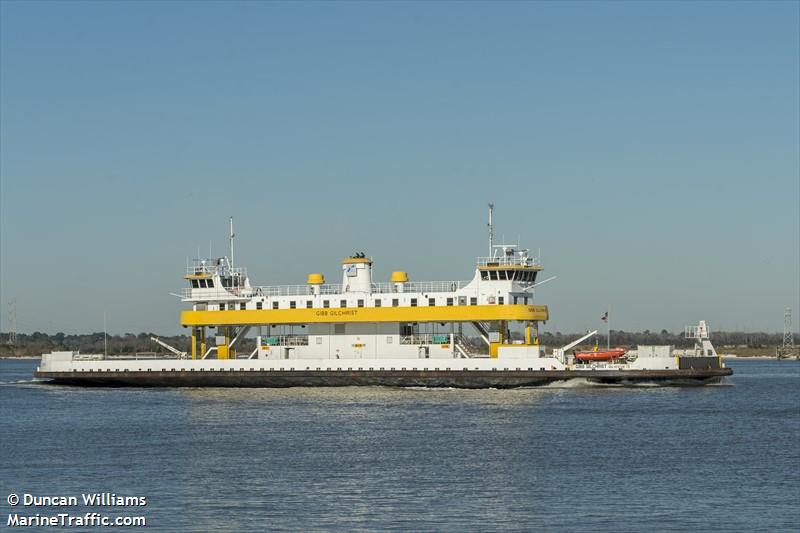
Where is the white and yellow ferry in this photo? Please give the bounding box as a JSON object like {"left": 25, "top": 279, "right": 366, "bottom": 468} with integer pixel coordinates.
{"left": 36, "top": 208, "right": 731, "bottom": 387}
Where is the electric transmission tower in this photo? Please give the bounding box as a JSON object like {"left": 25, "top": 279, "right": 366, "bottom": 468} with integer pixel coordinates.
{"left": 777, "top": 307, "right": 798, "bottom": 359}
{"left": 7, "top": 299, "right": 17, "bottom": 348}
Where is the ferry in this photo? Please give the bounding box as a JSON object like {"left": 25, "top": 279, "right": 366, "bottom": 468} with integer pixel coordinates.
{"left": 35, "top": 207, "right": 731, "bottom": 388}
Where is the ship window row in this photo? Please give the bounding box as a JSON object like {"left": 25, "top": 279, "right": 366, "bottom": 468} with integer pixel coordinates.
{"left": 480, "top": 270, "right": 536, "bottom": 282}
{"left": 209, "top": 295, "right": 530, "bottom": 311}
{"left": 190, "top": 279, "right": 215, "bottom": 288}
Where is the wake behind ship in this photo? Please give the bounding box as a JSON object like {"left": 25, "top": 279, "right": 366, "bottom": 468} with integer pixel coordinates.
{"left": 35, "top": 208, "right": 731, "bottom": 387}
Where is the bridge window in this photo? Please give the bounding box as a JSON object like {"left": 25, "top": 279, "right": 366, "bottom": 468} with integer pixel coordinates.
{"left": 499, "top": 271, "right": 507, "bottom": 280}
{"left": 410, "top": 298, "right": 417, "bottom": 307}
{"left": 481, "top": 270, "right": 489, "bottom": 280}
{"left": 428, "top": 298, "right": 435, "bottom": 306}
{"left": 191, "top": 280, "right": 199, "bottom": 288}
{"left": 207, "top": 279, "right": 214, "bottom": 288}
{"left": 490, "top": 271, "right": 498, "bottom": 280}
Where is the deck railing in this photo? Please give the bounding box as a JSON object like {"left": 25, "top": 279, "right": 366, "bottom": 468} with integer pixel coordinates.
{"left": 475, "top": 256, "right": 539, "bottom": 268}
{"left": 181, "top": 280, "right": 470, "bottom": 300}
{"left": 71, "top": 353, "right": 183, "bottom": 361}
{"left": 260, "top": 335, "right": 309, "bottom": 347}
{"left": 185, "top": 260, "right": 247, "bottom": 278}
{"left": 400, "top": 333, "right": 454, "bottom": 345}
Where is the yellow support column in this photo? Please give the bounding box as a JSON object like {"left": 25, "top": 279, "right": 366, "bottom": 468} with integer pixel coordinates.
{"left": 199, "top": 328, "right": 205, "bottom": 360}
{"left": 525, "top": 323, "right": 532, "bottom": 345}
{"left": 190, "top": 328, "right": 197, "bottom": 359}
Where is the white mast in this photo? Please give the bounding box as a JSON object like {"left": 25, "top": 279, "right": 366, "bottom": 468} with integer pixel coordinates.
{"left": 487, "top": 203, "right": 494, "bottom": 257}
{"left": 229, "top": 216, "right": 235, "bottom": 268}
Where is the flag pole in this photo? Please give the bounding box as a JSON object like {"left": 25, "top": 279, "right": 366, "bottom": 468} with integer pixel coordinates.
{"left": 607, "top": 305, "right": 610, "bottom": 350}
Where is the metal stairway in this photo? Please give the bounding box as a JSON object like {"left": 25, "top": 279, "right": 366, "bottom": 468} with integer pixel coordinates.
{"left": 453, "top": 335, "right": 472, "bottom": 358}
{"left": 471, "top": 321, "right": 492, "bottom": 346}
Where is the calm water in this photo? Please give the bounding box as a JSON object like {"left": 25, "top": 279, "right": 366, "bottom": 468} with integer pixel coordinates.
{"left": 1, "top": 359, "right": 798, "bottom": 532}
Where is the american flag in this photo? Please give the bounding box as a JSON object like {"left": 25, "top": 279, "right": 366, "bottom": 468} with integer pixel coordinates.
{"left": 601, "top": 311, "right": 608, "bottom": 322}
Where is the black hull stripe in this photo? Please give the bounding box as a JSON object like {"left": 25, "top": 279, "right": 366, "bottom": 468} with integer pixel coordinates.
{"left": 34, "top": 368, "right": 732, "bottom": 388}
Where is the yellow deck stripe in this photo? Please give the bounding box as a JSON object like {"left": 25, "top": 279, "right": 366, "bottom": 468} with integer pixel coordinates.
{"left": 181, "top": 304, "right": 548, "bottom": 326}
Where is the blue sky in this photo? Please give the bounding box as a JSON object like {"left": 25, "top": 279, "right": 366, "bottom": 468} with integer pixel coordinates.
{"left": 1, "top": 1, "right": 798, "bottom": 335}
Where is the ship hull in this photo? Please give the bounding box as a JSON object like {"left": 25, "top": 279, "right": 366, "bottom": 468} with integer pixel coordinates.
{"left": 34, "top": 367, "right": 732, "bottom": 388}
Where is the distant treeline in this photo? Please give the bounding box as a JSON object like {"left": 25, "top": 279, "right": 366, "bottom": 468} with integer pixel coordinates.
{"left": 0, "top": 330, "right": 793, "bottom": 358}
{"left": 536, "top": 330, "right": 792, "bottom": 349}
{"left": 0, "top": 332, "right": 217, "bottom": 358}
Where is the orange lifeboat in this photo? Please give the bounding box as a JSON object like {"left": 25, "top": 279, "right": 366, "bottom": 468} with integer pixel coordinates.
{"left": 573, "top": 348, "right": 627, "bottom": 361}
